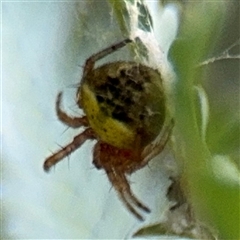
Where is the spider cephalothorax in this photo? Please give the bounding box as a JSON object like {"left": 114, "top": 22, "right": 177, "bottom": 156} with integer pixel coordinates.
{"left": 44, "top": 38, "right": 172, "bottom": 220}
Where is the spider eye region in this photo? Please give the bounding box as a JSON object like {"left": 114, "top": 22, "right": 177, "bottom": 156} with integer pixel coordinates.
{"left": 79, "top": 61, "right": 166, "bottom": 150}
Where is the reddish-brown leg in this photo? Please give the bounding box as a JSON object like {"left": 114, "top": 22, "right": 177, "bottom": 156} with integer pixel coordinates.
{"left": 56, "top": 92, "right": 89, "bottom": 128}
{"left": 92, "top": 141, "right": 150, "bottom": 220}
{"left": 83, "top": 39, "right": 132, "bottom": 77}
{"left": 106, "top": 169, "right": 150, "bottom": 221}
{"left": 135, "top": 119, "right": 174, "bottom": 173}
{"left": 43, "top": 128, "right": 96, "bottom": 172}
{"left": 92, "top": 141, "right": 102, "bottom": 170}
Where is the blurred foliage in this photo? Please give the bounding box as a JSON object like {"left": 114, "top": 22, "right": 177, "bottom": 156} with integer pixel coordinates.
{"left": 108, "top": 0, "right": 153, "bottom": 35}
{"left": 170, "top": 1, "right": 240, "bottom": 239}
{"left": 108, "top": 0, "right": 130, "bottom": 36}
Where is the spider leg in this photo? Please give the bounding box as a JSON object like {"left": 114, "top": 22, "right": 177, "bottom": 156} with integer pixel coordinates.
{"left": 119, "top": 172, "right": 150, "bottom": 212}
{"left": 83, "top": 38, "right": 133, "bottom": 76}
{"left": 139, "top": 119, "right": 174, "bottom": 171}
{"left": 107, "top": 169, "right": 150, "bottom": 221}
{"left": 43, "top": 128, "right": 95, "bottom": 172}
{"left": 92, "top": 141, "right": 102, "bottom": 170}
{"left": 56, "top": 92, "right": 89, "bottom": 128}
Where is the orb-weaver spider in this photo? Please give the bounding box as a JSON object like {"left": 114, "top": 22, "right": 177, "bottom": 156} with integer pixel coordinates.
{"left": 43, "top": 38, "right": 172, "bottom": 221}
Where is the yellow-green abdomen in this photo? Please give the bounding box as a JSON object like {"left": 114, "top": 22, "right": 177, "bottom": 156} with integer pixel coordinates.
{"left": 79, "top": 62, "right": 165, "bottom": 150}
{"left": 81, "top": 84, "right": 136, "bottom": 149}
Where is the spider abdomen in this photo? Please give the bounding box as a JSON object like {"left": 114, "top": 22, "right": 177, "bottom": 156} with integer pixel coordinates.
{"left": 79, "top": 61, "right": 165, "bottom": 150}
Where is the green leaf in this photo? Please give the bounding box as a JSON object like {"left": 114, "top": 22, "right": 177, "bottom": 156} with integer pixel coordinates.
{"left": 170, "top": 1, "right": 240, "bottom": 239}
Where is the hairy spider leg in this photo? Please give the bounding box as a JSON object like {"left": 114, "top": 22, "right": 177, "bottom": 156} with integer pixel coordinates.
{"left": 56, "top": 92, "right": 89, "bottom": 128}
{"left": 107, "top": 169, "right": 150, "bottom": 221}
{"left": 44, "top": 128, "right": 95, "bottom": 172}
{"left": 83, "top": 38, "right": 132, "bottom": 76}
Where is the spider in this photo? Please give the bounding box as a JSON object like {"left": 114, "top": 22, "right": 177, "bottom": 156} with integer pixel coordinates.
{"left": 43, "top": 38, "right": 172, "bottom": 221}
